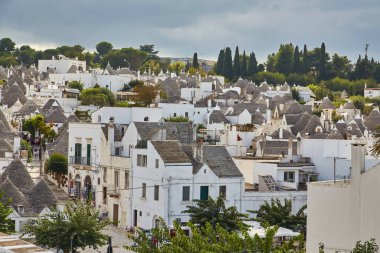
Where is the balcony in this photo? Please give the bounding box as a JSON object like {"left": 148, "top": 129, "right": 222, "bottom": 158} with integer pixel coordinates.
{"left": 69, "top": 156, "right": 93, "bottom": 166}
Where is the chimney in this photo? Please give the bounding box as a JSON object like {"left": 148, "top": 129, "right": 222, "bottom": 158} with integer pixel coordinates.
{"left": 108, "top": 117, "right": 115, "bottom": 155}
{"left": 266, "top": 109, "right": 271, "bottom": 123}
{"left": 279, "top": 127, "right": 283, "bottom": 139}
{"left": 351, "top": 143, "right": 365, "bottom": 182}
{"left": 296, "top": 137, "right": 301, "bottom": 155}
{"left": 207, "top": 99, "right": 211, "bottom": 108}
{"left": 13, "top": 135, "right": 21, "bottom": 154}
{"left": 288, "top": 137, "right": 293, "bottom": 156}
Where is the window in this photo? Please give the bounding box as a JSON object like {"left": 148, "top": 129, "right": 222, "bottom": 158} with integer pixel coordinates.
{"left": 182, "top": 186, "right": 190, "bottom": 201}
{"left": 114, "top": 171, "right": 119, "bottom": 191}
{"left": 185, "top": 112, "right": 189, "bottom": 118}
{"left": 86, "top": 144, "right": 91, "bottom": 165}
{"left": 98, "top": 115, "right": 101, "bottom": 122}
{"left": 142, "top": 183, "right": 146, "bottom": 198}
{"left": 115, "top": 147, "right": 121, "bottom": 156}
{"left": 97, "top": 177, "right": 100, "bottom": 185}
{"left": 155, "top": 159, "right": 159, "bottom": 168}
{"left": 124, "top": 171, "right": 129, "bottom": 189}
{"left": 200, "top": 186, "right": 209, "bottom": 200}
{"left": 103, "top": 167, "right": 107, "bottom": 183}
{"left": 173, "top": 113, "right": 177, "bottom": 117}
{"left": 154, "top": 185, "right": 159, "bottom": 201}
{"left": 284, "top": 171, "right": 295, "bottom": 182}
{"left": 137, "top": 154, "right": 147, "bottom": 167}
{"left": 144, "top": 117, "right": 149, "bottom": 122}
{"left": 219, "top": 185, "right": 226, "bottom": 199}
{"left": 74, "top": 143, "right": 82, "bottom": 164}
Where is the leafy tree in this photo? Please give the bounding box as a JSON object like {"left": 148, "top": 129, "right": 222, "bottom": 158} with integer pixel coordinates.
{"left": 80, "top": 87, "right": 116, "bottom": 106}
{"left": 192, "top": 52, "right": 199, "bottom": 69}
{"left": 0, "top": 38, "right": 16, "bottom": 53}
{"left": 45, "top": 153, "right": 68, "bottom": 188}
{"left": 274, "top": 43, "right": 294, "bottom": 75}
{"left": 232, "top": 46, "right": 241, "bottom": 79}
{"left": 252, "top": 71, "right": 286, "bottom": 84}
{"left": 331, "top": 110, "right": 343, "bottom": 124}
{"left": 215, "top": 49, "right": 225, "bottom": 75}
{"left": 241, "top": 50, "right": 247, "bottom": 78}
{"left": 133, "top": 85, "right": 158, "bottom": 107}
{"left": 248, "top": 52, "right": 258, "bottom": 77}
{"left": 352, "top": 239, "right": 379, "bottom": 253}
{"left": 319, "top": 43, "right": 326, "bottom": 81}
{"left": 0, "top": 191, "right": 14, "bottom": 233}
{"left": 125, "top": 218, "right": 305, "bottom": 253}
{"left": 23, "top": 200, "right": 111, "bottom": 252}
{"left": 16, "top": 45, "right": 36, "bottom": 66}
{"left": 222, "top": 47, "right": 233, "bottom": 80}
{"left": 292, "top": 88, "right": 301, "bottom": 101}
{"left": 101, "top": 48, "right": 148, "bottom": 70}
{"left": 331, "top": 53, "right": 352, "bottom": 78}
{"left": 22, "top": 115, "right": 57, "bottom": 142}
{"left": 182, "top": 196, "right": 248, "bottom": 232}
{"left": 167, "top": 62, "right": 185, "bottom": 75}
{"left": 266, "top": 53, "right": 276, "bottom": 72}
{"left": 308, "top": 84, "right": 332, "bottom": 101}
{"left": 121, "top": 79, "right": 144, "bottom": 91}
{"left": 67, "top": 80, "right": 84, "bottom": 91}
{"left": 139, "top": 44, "right": 159, "bottom": 61}
{"left": 21, "top": 139, "right": 32, "bottom": 162}
{"left": 0, "top": 54, "right": 18, "bottom": 67}
{"left": 248, "top": 198, "right": 306, "bottom": 234}
{"left": 293, "top": 45, "right": 302, "bottom": 73}
{"left": 373, "top": 64, "right": 380, "bottom": 83}
{"left": 57, "top": 45, "right": 85, "bottom": 59}
{"left": 286, "top": 73, "right": 316, "bottom": 86}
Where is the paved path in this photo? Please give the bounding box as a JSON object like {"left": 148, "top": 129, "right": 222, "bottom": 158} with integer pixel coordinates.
{"left": 79, "top": 225, "right": 135, "bottom": 253}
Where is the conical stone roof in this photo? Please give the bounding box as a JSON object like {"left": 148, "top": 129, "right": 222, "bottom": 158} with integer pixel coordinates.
{"left": 0, "top": 159, "right": 35, "bottom": 194}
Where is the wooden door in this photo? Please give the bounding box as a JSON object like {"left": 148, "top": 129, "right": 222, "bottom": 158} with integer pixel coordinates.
{"left": 113, "top": 204, "right": 119, "bottom": 225}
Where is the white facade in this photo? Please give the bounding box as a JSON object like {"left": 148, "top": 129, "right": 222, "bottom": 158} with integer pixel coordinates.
{"left": 92, "top": 107, "right": 163, "bottom": 124}
{"left": 38, "top": 56, "right": 86, "bottom": 74}
{"left": 300, "top": 139, "right": 378, "bottom": 181}
{"left": 307, "top": 144, "right": 380, "bottom": 253}
{"left": 364, "top": 88, "right": 380, "bottom": 98}
{"left": 49, "top": 72, "right": 133, "bottom": 92}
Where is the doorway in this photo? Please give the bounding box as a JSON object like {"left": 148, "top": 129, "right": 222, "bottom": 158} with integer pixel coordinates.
{"left": 113, "top": 204, "right": 119, "bottom": 225}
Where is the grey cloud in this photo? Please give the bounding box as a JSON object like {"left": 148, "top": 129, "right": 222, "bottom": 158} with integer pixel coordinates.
{"left": 0, "top": 0, "right": 379, "bottom": 62}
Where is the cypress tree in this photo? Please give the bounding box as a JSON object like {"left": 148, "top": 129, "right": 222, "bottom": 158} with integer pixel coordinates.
{"left": 216, "top": 49, "right": 225, "bottom": 75}
{"left": 293, "top": 46, "right": 301, "bottom": 73}
{"left": 319, "top": 43, "right": 326, "bottom": 80}
{"left": 222, "top": 47, "right": 233, "bottom": 80}
{"left": 248, "top": 52, "right": 258, "bottom": 77}
{"left": 193, "top": 52, "right": 199, "bottom": 69}
{"left": 241, "top": 50, "right": 247, "bottom": 78}
{"left": 233, "top": 46, "right": 241, "bottom": 79}
{"left": 302, "top": 44, "right": 308, "bottom": 74}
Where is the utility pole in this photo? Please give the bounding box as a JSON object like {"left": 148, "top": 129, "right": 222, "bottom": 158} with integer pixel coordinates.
{"left": 365, "top": 44, "right": 369, "bottom": 58}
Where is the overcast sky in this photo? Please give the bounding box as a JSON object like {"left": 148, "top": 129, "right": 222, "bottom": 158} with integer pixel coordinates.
{"left": 0, "top": 0, "right": 379, "bottom": 63}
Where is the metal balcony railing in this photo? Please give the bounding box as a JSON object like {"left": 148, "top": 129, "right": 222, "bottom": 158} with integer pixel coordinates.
{"left": 69, "top": 156, "right": 93, "bottom": 166}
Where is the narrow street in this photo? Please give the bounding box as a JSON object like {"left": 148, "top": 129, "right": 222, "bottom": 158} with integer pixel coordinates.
{"left": 79, "top": 225, "right": 135, "bottom": 253}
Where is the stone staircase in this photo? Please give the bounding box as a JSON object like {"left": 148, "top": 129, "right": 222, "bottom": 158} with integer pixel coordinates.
{"left": 43, "top": 175, "right": 70, "bottom": 203}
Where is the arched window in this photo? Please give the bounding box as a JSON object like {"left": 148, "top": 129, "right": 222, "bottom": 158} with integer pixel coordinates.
{"left": 144, "top": 117, "right": 149, "bottom": 122}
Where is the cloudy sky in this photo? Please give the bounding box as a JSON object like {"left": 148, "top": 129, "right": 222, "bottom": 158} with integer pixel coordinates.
{"left": 0, "top": 0, "right": 379, "bottom": 62}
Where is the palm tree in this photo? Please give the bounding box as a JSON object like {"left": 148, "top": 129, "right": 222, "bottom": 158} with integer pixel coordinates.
{"left": 248, "top": 198, "right": 306, "bottom": 234}
{"left": 182, "top": 196, "right": 248, "bottom": 232}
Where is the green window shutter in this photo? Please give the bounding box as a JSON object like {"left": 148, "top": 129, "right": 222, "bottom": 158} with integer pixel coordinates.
{"left": 200, "top": 186, "right": 209, "bottom": 200}
{"left": 87, "top": 144, "right": 91, "bottom": 165}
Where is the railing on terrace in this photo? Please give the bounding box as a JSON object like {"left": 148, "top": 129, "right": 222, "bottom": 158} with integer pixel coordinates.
{"left": 69, "top": 156, "right": 93, "bottom": 166}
